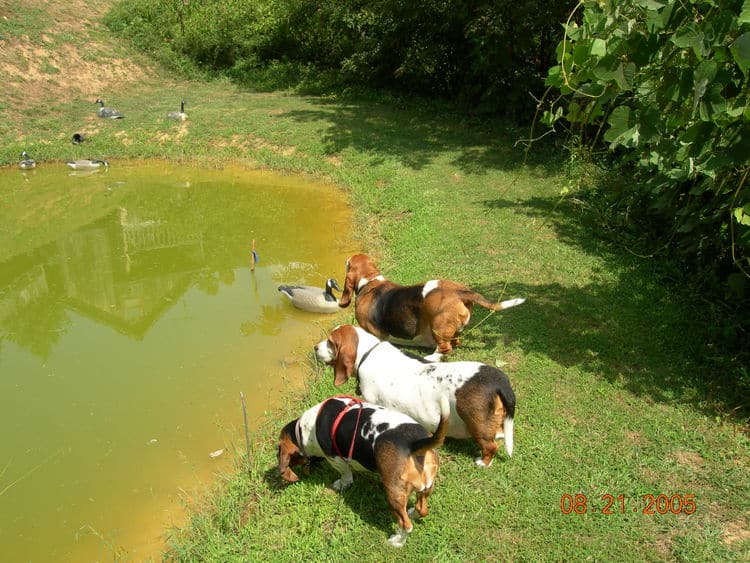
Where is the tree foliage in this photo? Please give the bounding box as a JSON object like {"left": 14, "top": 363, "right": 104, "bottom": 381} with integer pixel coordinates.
{"left": 105, "top": 0, "right": 575, "bottom": 117}
{"left": 544, "top": 0, "right": 750, "bottom": 306}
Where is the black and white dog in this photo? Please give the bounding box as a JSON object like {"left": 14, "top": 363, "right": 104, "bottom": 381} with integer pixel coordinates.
{"left": 278, "top": 394, "right": 450, "bottom": 547}
{"left": 315, "top": 325, "right": 516, "bottom": 467}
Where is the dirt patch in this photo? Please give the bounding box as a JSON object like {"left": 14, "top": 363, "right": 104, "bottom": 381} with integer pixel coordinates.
{"left": 152, "top": 123, "right": 190, "bottom": 145}
{"left": 114, "top": 130, "right": 133, "bottom": 146}
{"left": 624, "top": 430, "right": 649, "bottom": 446}
{"left": 220, "top": 134, "right": 294, "bottom": 156}
{"left": 0, "top": 0, "right": 152, "bottom": 115}
{"left": 671, "top": 449, "right": 703, "bottom": 469}
{"left": 722, "top": 518, "right": 750, "bottom": 547}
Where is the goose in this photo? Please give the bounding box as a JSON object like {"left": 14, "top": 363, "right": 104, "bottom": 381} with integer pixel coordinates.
{"left": 95, "top": 98, "right": 124, "bottom": 119}
{"left": 71, "top": 133, "right": 86, "bottom": 144}
{"left": 19, "top": 151, "right": 36, "bottom": 169}
{"left": 278, "top": 278, "right": 341, "bottom": 313}
{"left": 167, "top": 100, "right": 188, "bottom": 121}
{"left": 66, "top": 159, "right": 109, "bottom": 170}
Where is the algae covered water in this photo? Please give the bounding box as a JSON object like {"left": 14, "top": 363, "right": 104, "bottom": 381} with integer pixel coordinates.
{"left": 0, "top": 161, "right": 355, "bottom": 561}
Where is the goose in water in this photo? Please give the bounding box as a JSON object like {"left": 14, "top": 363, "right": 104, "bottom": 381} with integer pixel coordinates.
{"left": 66, "top": 159, "right": 109, "bottom": 170}
{"left": 278, "top": 278, "right": 341, "bottom": 313}
{"left": 167, "top": 100, "right": 188, "bottom": 121}
{"left": 19, "top": 151, "right": 36, "bottom": 169}
{"left": 95, "top": 98, "right": 124, "bottom": 119}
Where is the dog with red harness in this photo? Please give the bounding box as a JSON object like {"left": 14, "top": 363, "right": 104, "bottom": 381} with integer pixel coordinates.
{"left": 338, "top": 253, "right": 525, "bottom": 360}
{"left": 278, "top": 394, "right": 450, "bottom": 547}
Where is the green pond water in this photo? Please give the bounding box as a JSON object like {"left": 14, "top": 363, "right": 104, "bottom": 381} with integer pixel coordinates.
{"left": 0, "top": 161, "right": 355, "bottom": 561}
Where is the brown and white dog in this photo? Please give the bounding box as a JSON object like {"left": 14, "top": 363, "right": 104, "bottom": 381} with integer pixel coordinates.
{"left": 278, "top": 394, "right": 450, "bottom": 547}
{"left": 315, "top": 325, "right": 516, "bottom": 467}
{"left": 338, "top": 253, "right": 525, "bottom": 360}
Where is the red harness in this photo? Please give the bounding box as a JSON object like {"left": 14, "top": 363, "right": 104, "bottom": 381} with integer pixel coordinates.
{"left": 319, "top": 395, "right": 364, "bottom": 460}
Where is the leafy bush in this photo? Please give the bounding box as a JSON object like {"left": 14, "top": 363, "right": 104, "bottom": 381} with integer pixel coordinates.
{"left": 106, "top": 0, "right": 575, "bottom": 118}
{"left": 545, "top": 1, "right": 749, "bottom": 295}
{"left": 543, "top": 0, "right": 750, "bottom": 371}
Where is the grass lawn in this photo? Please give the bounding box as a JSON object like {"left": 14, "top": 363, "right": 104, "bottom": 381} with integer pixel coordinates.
{"left": 1, "top": 2, "right": 748, "bottom": 560}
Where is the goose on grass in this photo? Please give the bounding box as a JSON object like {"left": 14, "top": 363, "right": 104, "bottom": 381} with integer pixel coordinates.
{"left": 167, "top": 100, "right": 188, "bottom": 121}
{"left": 95, "top": 98, "right": 124, "bottom": 119}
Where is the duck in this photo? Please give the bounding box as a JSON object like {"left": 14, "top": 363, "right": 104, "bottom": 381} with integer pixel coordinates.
{"left": 95, "top": 98, "right": 124, "bottom": 119}
{"left": 66, "top": 159, "right": 109, "bottom": 170}
{"left": 19, "top": 151, "right": 36, "bottom": 169}
{"left": 167, "top": 100, "right": 188, "bottom": 121}
{"left": 71, "top": 133, "right": 86, "bottom": 144}
{"left": 278, "top": 278, "right": 341, "bottom": 313}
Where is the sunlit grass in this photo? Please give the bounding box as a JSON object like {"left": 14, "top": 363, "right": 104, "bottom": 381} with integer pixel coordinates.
{"left": 1, "top": 4, "right": 748, "bottom": 560}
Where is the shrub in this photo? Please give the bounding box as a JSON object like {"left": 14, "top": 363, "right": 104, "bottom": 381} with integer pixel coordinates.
{"left": 544, "top": 0, "right": 750, "bottom": 362}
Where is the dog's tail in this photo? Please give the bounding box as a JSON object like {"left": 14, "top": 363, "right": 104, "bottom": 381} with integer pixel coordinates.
{"left": 411, "top": 395, "right": 451, "bottom": 456}
{"left": 461, "top": 290, "right": 525, "bottom": 312}
{"left": 494, "top": 370, "right": 516, "bottom": 457}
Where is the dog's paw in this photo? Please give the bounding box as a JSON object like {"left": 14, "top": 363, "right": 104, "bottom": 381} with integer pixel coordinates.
{"left": 332, "top": 478, "right": 352, "bottom": 492}
{"left": 387, "top": 529, "right": 409, "bottom": 548}
{"left": 474, "top": 457, "right": 494, "bottom": 468}
{"left": 424, "top": 352, "right": 443, "bottom": 362}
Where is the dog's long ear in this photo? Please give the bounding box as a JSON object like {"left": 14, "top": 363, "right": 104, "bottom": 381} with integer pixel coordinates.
{"left": 331, "top": 327, "right": 357, "bottom": 386}
{"left": 278, "top": 422, "right": 301, "bottom": 483}
{"left": 338, "top": 258, "right": 357, "bottom": 308}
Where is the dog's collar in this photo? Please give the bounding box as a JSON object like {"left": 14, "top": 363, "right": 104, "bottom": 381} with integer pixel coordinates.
{"left": 356, "top": 341, "right": 382, "bottom": 372}
{"left": 294, "top": 419, "right": 306, "bottom": 457}
{"left": 355, "top": 275, "right": 385, "bottom": 294}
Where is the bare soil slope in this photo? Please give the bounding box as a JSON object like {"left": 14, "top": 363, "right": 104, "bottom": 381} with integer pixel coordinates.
{"left": 0, "top": 0, "right": 151, "bottom": 126}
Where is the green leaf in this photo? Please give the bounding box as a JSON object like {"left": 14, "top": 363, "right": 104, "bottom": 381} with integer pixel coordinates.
{"left": 730, "top": 32, "right": 750, "bottom": 74}
{"left": 573, "top": 42, "right": 591, "bottom": 65}
{"left": 734, "top": 205, "right": 750, "bottom": 227}
{"left": 545, "top": 65, "right": 562, "bottom": 87}
{"left": 577, "top": 82, "right": 607, "bottom": 97}
{"left": 633, "top": 0, "right": 666, "bottom": 9}
{"left": 740, "top": 1, "right": 750, "bottom": 25}
{"left": 699, "top": 84, "right": 727, "bottom": 122}
{"left": 620, "top": 62, "right": 636, "bottom": 90}
{"left": 593, "top": 55, "right": 619, "bottom": 81}
{"left": 542, "top": 105, "right": 564, "bottom": 126}
{"left": 591, "top": 38, "right": 607, "bottom": 57}
{"left": 593, "top": 56, "right": 634, "bottom": 91}
{"left": 693, "top": 59, "right": 717, "bottom": 115}
{"left": 562, "top": 22, "right": 580, "bottom": 41}
{"left": 726, "top": 96, "right": 746, "bottom": 118}
{"left": 672, "top": 25, "right": 707, "bottom": 58}
{"left": 604, "top": 105, "right": 638, "bottom": 148}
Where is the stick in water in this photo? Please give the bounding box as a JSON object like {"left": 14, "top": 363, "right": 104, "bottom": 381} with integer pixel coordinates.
{"left": 250, "top": 239, "right": 258, "bottom": 271}
{"left": 240, "top": 391, "right": 251, "bottom": 472}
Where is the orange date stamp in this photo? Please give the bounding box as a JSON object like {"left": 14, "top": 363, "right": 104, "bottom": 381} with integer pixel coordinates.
{"left": 560, "top": 493, "right": 697, "bottom": 515}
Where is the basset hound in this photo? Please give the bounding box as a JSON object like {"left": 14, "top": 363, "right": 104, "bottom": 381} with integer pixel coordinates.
{"left": 278, "top": 394, "right": 450, "bottom": 547}
{"left": 338, "top": 253, "right": 525, "bottom": 360}
{"left": 315, "top": 325, "right": 516, "bottom": 467}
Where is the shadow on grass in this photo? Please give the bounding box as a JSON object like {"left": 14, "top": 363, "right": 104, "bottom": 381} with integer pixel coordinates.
{"left": 278, "top": 94, "right": 561, "bottom": 175}
{"left": 261, "top": 459, "right": 399, "bottom": 539}
{"left": 467, "top": 196, "right": 748, "bottom": 420}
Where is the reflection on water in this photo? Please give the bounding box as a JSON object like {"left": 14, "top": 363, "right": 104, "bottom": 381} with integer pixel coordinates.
{"left": 0, "top": 162, "right": 355, "bottom": 561}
